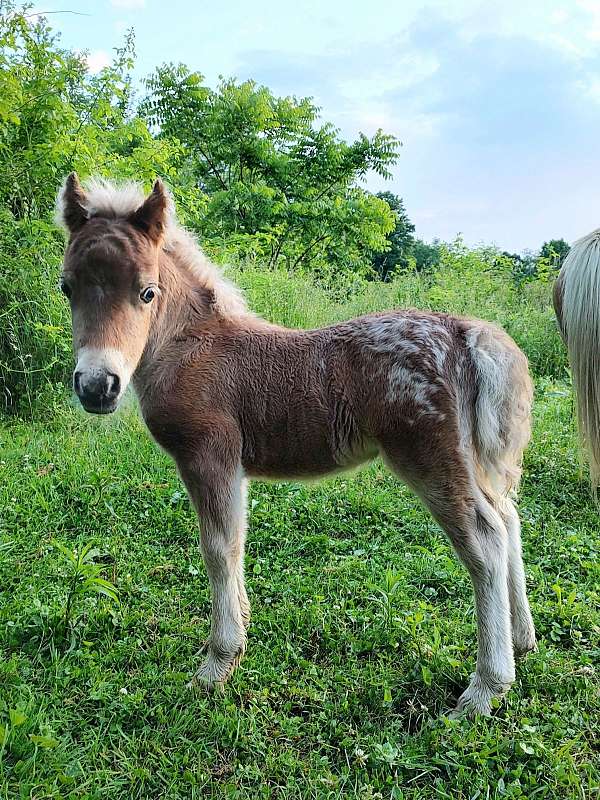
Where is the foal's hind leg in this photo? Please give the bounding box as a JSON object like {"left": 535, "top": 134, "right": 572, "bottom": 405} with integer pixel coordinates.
{"left": 499, "top": 498, "right": 536, "bottom": 656}
{"left": 385, "top": 448, "right": 515, "bottom": 715}
{"left": 445, "top": 495, "right": 515, "bottom": 716}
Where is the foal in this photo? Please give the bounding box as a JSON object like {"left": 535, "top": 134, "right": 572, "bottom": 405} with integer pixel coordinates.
{"left": 56, "top": 174, "right": 536, "bottom": 716}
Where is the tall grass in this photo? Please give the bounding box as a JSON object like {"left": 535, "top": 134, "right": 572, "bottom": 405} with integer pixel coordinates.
{"left": 234, "top": 242, "right": 566, "bottom": 379}
{"left": 0, "top": 230, "right": 566, "bottom": 418}
{"left": 0, "top": 215, "right": 70, "bottom": 416}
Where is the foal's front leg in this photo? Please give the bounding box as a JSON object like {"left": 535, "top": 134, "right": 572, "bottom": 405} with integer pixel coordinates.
{"left": 180, "top": 458, "right": 249, "bottom": 688}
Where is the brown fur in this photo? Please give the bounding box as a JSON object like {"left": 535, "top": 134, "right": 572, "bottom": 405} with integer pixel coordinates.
{"left": 56, "top": 174, "right": 536, "bottom": 716}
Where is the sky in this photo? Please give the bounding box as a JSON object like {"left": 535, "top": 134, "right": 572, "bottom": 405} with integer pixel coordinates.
{"left": 32, "top": 0, "right": 600, "bottom": 252}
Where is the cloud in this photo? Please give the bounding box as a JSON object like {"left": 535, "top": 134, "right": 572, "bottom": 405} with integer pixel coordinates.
{"left": 387, "top": 16, "right": 600, "bottom": 247}
{"left": 86, "top": 50, "right": 112, "bottom": 74}
{"left": 199, "top": 2, "right": 600, "bottom": 249}
{"left": 578, "top": 75, "right": 600, "bottom": 102}
{"left": 550, "top": 8, "right": 570, "bottom": 24}
{"left": 578, "top": 0, "right": 600, "bottom": 39}
{"left": 110, "top": 0, "right": 146, "bottom": 9}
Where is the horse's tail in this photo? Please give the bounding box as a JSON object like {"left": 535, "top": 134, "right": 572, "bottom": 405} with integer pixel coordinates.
{"left": 554, "top": 228, "right": 600, "bottom": 490}
{"left": 464, "top": 321, "right": 533, "bottom": 501}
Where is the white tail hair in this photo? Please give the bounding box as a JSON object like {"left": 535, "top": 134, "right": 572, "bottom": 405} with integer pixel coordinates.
{"left": 554, "top": 228, "right": 600, "bottom": 489}
{"left": 466, "top": 322, "right": 532, "bottom": 499}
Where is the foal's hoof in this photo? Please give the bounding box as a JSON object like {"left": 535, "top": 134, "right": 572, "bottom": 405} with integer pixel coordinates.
{"left": 513, "top": 633, "right": 537, "bottom": 659}
{"left": 448, "top": 673, "right": 512, "bottom": 719}
{"left": 186, "top": 644, "right": 245, "bottom": 691}
{"left": 449, "top": 692, "right": 493, "bottom": 719}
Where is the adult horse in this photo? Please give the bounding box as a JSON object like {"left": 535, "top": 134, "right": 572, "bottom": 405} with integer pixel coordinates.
{"left": 56, "top": 173, "right": 535, "bottom": 716}
{"left": 553, "top": 229, "right": 600, "bottom": 489}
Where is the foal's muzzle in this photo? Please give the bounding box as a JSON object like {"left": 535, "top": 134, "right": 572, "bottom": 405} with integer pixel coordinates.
{"left": 74, "top": 368, "right": 121, "bottom": 414}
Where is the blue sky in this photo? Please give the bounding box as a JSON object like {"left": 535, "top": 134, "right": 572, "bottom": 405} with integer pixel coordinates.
{"left": 34, "top": 0, "right": 600, "bottom": 251}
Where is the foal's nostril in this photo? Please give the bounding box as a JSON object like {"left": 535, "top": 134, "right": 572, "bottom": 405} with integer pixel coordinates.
{"left": 105, "top": 372, "right": 120, "bottom": 400}
{"left": 74, "top": 369, "right": 121, "bottom": 406}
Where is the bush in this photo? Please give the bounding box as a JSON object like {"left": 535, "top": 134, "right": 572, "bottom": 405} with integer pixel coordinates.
{"left": 232, "top": 241, "right": 567, "bottom": 380}
{"left": 0, "top": 213, "right": 71, "bottom": 414}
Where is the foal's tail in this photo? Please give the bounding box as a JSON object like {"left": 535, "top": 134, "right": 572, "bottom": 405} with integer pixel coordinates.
{"left": 553, "top": 228, "right": 600, "bottom": 490}
{"left": 464, "top": 321, "right": 533, "bottom": 501}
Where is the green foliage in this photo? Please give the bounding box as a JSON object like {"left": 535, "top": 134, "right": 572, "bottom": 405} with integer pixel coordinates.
{"left": 51, "top": 540, "right": 119, "bottom": 643}
{"left": 0, "top": 381, "right": 598, "bottom": 798}
{"left": 0, "top": 213, "right": 70, "bottom": 414}
{"left": 141, "top": 64, "right": 399, "bottom": 278}
{"left": 540, "top": 238, "right": 570, "bottom": 270}
{"left": 0, "top": 6, "right": 176, "bottom": 218}
{"left": 412, "top": 237, "right": 442, "bottom": 271}
{"left": 371, "top": 191, "right": 416, "bottom": 280}
{"left": 506, "top": 239, "right": 569, "bottom": 285}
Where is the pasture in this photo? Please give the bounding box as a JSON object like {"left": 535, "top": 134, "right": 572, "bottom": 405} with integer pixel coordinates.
{"left": 1, "top": 268, "right": 599, "bottom": 800}
{"left": 2, "top": 5, "right": 599, "bottom": 798}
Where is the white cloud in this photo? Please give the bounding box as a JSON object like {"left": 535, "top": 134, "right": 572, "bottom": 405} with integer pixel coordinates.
{"left": 550, "top": 8, "right": 570, "bottom": 24}
{"left": 337, "top": 51, "right": 439, "bottom": 100}
{"left": 577, "top": 0, "right": 600, "bottom": 39}
{"left": 110, "top": 0, "right": 146, "bottom": 9}
{"left": 577, "top": 75, "right": 600, "bottom": 102}
{"left": 540, "top": 32, "right": 587, "bottom": 59}
{"left": 86, "top": 50, "right": 112, "bottom": 74}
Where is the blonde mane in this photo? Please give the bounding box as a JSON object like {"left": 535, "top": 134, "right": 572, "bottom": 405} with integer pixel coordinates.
{"left": 56, "top": 177, "right": 247, "bottom": 317}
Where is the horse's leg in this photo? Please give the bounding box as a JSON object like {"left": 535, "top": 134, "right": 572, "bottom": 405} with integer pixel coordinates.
{"left": 179, "top": 457, "right": 249, "bottom": 687}
{"left": 384, "top": 447, "right": 515, "bottom": 716}
{"left": 237, "top": 477, "right": 251, "bottom": 630}
{"left": 498, "top": 498, "right": 537, "bottom": 656}
{"left": 446, "top": 495, "right": 515, "bottom": 716}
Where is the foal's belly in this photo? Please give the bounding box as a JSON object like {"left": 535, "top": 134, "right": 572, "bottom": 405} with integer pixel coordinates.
{"left": 241, "top": 421, "right": 377, "bottom": 480}
{"left": 241, "top": 424, "right": 336, "bottom": 479}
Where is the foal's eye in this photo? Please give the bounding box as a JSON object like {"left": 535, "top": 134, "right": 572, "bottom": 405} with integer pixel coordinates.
{"left": 59, "top": 279, "right": 72, "bottom": 299}
{"left": 140, "top": 287, "right": 156, "bottom": 304}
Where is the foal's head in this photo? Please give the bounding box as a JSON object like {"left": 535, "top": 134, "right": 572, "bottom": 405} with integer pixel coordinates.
{"left": 57, "top": 173, "right": 168, "bottom": 414}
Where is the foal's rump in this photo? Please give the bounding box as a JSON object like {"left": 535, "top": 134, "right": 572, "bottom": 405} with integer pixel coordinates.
{"left": 344, "top": 311, "right": 532, "bottom": 502}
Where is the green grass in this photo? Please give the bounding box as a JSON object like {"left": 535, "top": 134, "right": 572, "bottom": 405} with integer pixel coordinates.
{"left": 0, "top": 379, "right": 598, "bottom": 799}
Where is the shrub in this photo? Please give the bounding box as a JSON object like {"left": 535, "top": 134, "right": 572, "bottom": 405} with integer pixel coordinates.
{"left": 0, "top": 213, "right": 71, "bottom": 414}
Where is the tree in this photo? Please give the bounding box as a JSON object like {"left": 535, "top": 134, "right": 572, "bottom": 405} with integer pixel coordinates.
{"left": 140, "top": 65, "right": 400, "bottom": 279}
{"left": 0, "top": 4, "right": 182, "bottom": 412}
{"left": 371, "top": 191, "right": 415, "bottom": 280}
{"left": 539, "top": 239, "right": 570, "bottom": 270}
{"left": 502, "top": 250, "right": 537, "bottom": 282}
{"left": 0, "top": 6, "right": 179, "bottom": 220}
{"left": 413, "top": 238, "right": 441, "bottom": 271}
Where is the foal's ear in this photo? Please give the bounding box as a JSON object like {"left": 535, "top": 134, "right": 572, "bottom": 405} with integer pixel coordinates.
{"left": 129, "top": 179, "right": 168, "bottom": 243}
{"left": 57, "top": 172, "right": 88, "bottom": 234}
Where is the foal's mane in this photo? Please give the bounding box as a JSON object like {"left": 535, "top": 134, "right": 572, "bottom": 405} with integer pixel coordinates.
{"left": 56, "top": 177, "right": 247, "bottom": 318}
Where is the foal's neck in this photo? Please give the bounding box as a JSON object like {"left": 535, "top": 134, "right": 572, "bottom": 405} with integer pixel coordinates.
{"left": 133, "top": 251, "right": 215, "bottom": 394}
{"left": 157, "top": 252, "right": 211, "bottom": 343}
